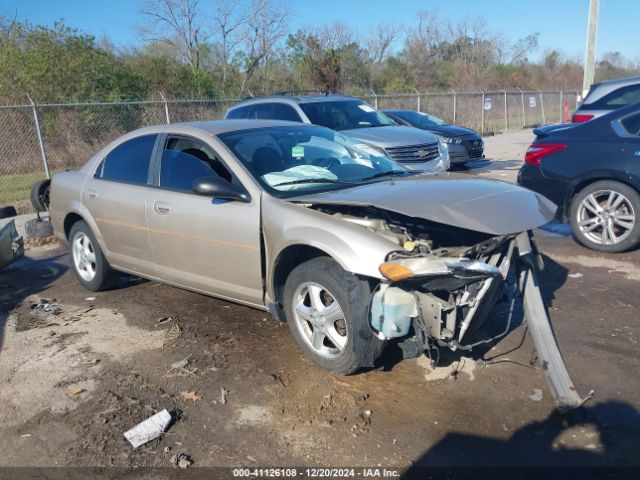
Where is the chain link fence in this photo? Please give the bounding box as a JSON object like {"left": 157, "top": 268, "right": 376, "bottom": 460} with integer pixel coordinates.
{"left": 0, "top": 90, "right": 578, "bottom": 213}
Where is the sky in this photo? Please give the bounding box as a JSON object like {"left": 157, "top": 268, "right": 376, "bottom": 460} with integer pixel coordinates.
{"left": 1, "top": 0, "right": 638, "bottom": 62}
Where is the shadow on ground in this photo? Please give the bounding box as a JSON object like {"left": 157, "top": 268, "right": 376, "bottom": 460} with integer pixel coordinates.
{"left": 403, "top": 401, "right": 640, "bottom": 475}
{"left": 0, "top": 252, "right": 68, "bottom": 350}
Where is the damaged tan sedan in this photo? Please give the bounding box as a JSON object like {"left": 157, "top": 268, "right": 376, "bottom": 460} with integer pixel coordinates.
{"left": 50, "top": 120, "right": 587, "bottom": 409}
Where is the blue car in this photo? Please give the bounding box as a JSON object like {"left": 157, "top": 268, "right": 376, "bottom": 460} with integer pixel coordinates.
{"left": 518, "top": 103, "right": 640, "bottom": 252}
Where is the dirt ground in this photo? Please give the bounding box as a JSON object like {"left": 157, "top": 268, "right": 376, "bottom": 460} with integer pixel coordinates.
{"left": 1, "top": 131, "right": 639, "bottom": 474}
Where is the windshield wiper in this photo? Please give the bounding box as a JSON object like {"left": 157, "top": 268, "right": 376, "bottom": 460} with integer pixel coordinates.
{"left": 360, "top": 170, "right": 410, "bottom": 182}
{"left": 272, "top": 178, "right": 354, "bottom": 188}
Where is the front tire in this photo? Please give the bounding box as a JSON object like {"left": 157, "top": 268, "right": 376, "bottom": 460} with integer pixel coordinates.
{"left": 283, "top": 256, "right": 385, "bottom": 375}
{"left": 68, "top": 221, "right": 119, "bottom": 291}
{"left": 570, "top": 180, "right": 640, "bottom": 253}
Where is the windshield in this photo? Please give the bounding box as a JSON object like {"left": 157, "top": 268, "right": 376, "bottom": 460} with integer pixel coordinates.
{"left": 217, "top": 125, "right": 409, "bottom": 197}
{"left": 393, "top": 110, "right": 448, "bottom": 127}
{"left": 299, "top": 100, "right": 396, "bottom": 131}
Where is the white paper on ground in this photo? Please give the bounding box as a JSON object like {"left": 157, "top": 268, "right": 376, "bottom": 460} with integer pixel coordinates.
{"left": 124, "top": 409, "right": 172, "bottom": 448}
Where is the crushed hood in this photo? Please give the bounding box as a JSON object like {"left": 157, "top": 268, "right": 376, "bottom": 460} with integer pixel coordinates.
{"left": 287, "top": 173, "right": 556, "bottom": 235}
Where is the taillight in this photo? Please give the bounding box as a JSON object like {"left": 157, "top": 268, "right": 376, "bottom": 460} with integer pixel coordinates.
{"left": 572, "top": 113, "right": 594, "bottom": 123}
{"left": 525, "top": 143, "right": 567, "bottom": 165}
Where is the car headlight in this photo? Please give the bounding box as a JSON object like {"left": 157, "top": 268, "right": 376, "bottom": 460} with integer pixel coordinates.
{"left": 364, "top": 143, "right": 387, "bottom": 156}
{"left": 379, "top": 258, "right": 499, "bottom": 282}
{"left": 437, "top": 135, "right": 463, "bottom": 144}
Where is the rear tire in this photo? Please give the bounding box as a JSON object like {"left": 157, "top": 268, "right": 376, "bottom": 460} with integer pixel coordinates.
{"left": 570, "top": 180, "right": 640, "bottom": 253}
{"left": 68, "top": 220, "right": 119, "bottom": 291}
{"left": 283, "top": 256, "right": 385, "bottom": 375}
{"left": 30, "top": 179, "right": 51, "bottom": 213}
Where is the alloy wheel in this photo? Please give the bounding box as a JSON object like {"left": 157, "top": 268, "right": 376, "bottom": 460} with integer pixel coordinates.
{"left": 291, "top": 282, "right": 348, "bottom": 359}
{"left": 72, "top": 232, "right": 97, "bottom": 281}
{"left": 577, "top": 189, "right": 636, "bottom": 245}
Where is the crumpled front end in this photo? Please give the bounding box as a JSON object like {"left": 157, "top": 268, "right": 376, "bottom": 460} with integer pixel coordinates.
{"left": 369, "top": 229, "right": 588, "bottom": 409}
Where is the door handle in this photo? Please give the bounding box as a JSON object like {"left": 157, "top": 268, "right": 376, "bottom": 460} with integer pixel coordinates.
{"left": 154, "top": 201, "right": 171, "bottom": 214}
{"left": 86, "top": 190, "right": 97, "bottom": 199}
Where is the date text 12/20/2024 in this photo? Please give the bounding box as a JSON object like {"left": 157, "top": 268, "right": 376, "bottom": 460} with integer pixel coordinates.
{"left": 232, "top": 468, "right": 401, "bottom": 477}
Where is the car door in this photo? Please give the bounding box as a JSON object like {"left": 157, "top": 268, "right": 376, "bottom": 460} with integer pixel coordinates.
{"left": 145, "top": 134, "right": 263, "bottom": 305}
{"left": 83, "top": 134, "right": 158, "bottom": 276}
{"left": 620, "top": 112, "right": 640, "bottom": 182}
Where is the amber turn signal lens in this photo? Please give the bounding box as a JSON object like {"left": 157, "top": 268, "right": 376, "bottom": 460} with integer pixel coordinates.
{"left": 379, "top": 263, "right": 413, "bottom": 282}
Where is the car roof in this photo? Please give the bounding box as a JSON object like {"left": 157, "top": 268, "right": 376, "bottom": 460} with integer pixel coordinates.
{"left": 131, "top": 119, "right": 307, "bottom": 137}
{"left": 584, "top": 75, "right": 640, "bottom": 104}
{"left": 229, "top": 94, "right": 360, "bottom": 108}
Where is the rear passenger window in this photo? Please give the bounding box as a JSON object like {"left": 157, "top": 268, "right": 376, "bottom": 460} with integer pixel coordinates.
{"left": 228, "top": 102, "right": 301, "bottom": 122}
{"left": 270, "top": 103, "right": 302, "bottom": 122}
{"left": 226, "top": 105, "right": 254, "bottom": 119}
{"left": 621, "top": 113, "right": 640, "bottom": 136}
{"left": 98, "top": 135, "right": 156, "bottom": 184}
{"left": 592, "top": 84, "right": 640, "bottom": 108}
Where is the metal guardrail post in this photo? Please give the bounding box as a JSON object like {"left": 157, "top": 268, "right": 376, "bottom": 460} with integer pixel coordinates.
{"left": 539, "top": 90, "right": 546, "bottom": 124}
{"left": 159, "top": 92, "right": 170, "bottom": 124}
{"left": 503, "top": 91, "right": 508, "bottom": 131}
{"left": 27, "top": 95, "right": 51, "bottom": 179}
{"left": 481, "top": 91, "right": 485, "bottom": 133}
{"left": 520, "top": 89, "right": 526, "bottom": 127}
{"left": 452, "top": 90, "right": 457, "bottom": 124}
{"left": 369, "top": 88, "right": 378, "bottom": 109}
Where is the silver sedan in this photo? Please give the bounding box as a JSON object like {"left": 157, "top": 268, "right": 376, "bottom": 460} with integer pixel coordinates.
{"left": 50, "top": 119, "right": 587, "bottom": 408}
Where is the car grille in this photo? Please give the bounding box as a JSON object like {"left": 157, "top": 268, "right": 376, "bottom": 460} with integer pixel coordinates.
{"left": 384, "top": 142, "right": 440, "bottom": 164}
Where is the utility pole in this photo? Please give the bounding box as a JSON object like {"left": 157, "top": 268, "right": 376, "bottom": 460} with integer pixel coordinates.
{"left": 582, "top": 0, "right": 600, "bottom": 98}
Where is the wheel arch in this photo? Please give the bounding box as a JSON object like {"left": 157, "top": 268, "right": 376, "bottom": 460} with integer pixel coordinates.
{"left": 269, "top": 244, "right": 335, "bottom": 320}
{"left": 64, "top": 212, "right": 85, "bottom": 239}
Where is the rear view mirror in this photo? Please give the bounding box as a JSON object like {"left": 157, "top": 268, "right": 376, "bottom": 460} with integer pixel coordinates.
{"left": 192, "top": 176, "right": 249, "bottom": 202}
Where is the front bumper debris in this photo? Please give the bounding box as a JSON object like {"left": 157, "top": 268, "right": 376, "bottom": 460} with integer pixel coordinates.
{"left": 0, "top": 220, "right": 24, "bottom": 269}
{"left": 370, "top": 232, "right": 589, "bottom": 410}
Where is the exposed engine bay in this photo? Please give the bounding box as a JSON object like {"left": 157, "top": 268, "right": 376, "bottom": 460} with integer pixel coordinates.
{"left": 313, "top": 204, "right": 512, "bottom": 348}
{"left": 311, "top": 203, "right": 589, "bottom": 409}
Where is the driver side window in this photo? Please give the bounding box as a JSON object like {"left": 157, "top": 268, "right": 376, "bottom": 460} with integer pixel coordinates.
{"left": 160, "top": 137, "right": 233, "bottom": 192}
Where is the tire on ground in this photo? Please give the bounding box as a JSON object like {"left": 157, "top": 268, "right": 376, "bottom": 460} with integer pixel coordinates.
{"left": 0, "top": 205, "right": 17, "bottom": 219}
{"left": 25, "top": 218, "right": 54, "bottom": 238}
{"left": 30, "top": 179, "right": 51, "bottom": 213}
{"left": 570, "top": 180, "right": 640, "bottom": 253}
{"left": 68, "top": 220, "right": 119, "bottom": 291}
{"left": 283, "top": 256, "right": 385, "bottom": 375}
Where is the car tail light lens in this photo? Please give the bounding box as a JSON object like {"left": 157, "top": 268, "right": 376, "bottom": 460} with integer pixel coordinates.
{"left": 572, "top": 113, "right": 594, "bottom": 123}
{"left": 525, "top": 143, "right": 567, "bottom": 165}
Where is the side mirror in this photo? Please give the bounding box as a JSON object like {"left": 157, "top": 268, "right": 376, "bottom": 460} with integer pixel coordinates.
{"left": 192, "top": 176, "right": 249, "bottom": 202}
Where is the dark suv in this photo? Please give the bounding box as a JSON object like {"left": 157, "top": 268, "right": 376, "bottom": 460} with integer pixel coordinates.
{"left": 225, "top": 94, "right": 448, "bottom": 171}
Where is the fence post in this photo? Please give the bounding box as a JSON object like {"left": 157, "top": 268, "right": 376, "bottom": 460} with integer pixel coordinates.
{"left": 414, "top": 89, "right": 421, "bottom": 112}
{"left": 452, "top": 90, "right": 457, "bottom": 124}
{"left": 159, "top": 92, "right": 170, "bottom": 124}
{"left": 559, "top": 91, "right": 564, "bottom": 123}
{"left": 369, "top": 88, "right": 378, "bottom": 109}
{"left": 503, "top": 91, "right": 508, "bottom": 131}
{"left": 27, "top": 95, "right": 50, "bottom": 180}
{"left": 539, "top": 90, "right": 545, "bottom": 124}
{"left": 481, "top": 91, "right": 485, "bottom": 134}
{"left": 520, "top": 89, "right": 526, "bottom": 127}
